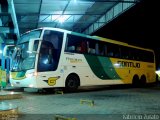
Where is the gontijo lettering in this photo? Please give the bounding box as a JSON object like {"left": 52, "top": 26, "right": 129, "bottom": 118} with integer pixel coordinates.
{"left": 117, "top": 61, "right": 140, "bottom": 68}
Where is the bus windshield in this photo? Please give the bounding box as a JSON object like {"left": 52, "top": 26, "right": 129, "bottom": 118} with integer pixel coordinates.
{"left": 11, "top": 30, "right": 42, "bottom": 72}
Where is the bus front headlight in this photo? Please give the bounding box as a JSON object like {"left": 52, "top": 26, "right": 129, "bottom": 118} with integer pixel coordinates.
{"left": 26, "top": 72, "right": 38, "bottom": 78}
{"left": 26, "top": 73, "right": 34, "bottom": 78}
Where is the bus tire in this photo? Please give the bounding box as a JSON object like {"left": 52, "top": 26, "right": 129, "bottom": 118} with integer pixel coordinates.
{"left": 65, "top": 74, "right": 80, "bottom": 92}
{"left": 132, "top": 75, "right": 139, "bottom": 88}
{"left": 140, "top": 75, "right": 146, "bottom": 87}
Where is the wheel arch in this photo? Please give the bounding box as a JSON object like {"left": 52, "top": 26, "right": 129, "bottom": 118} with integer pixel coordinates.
{"left": 140, "top": 74, "right": 146, "bottom": 81}
{"left": 140, "top": 74, "right": 147, "bottom": 86}
{"left": 65, "top": 73, "right": 80, "bottom": 87}
{"left": 132, "top": 74, "right": 139, "bottom": 86}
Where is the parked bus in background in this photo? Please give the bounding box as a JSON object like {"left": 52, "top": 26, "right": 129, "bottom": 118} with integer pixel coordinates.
{"left": 4, "top": 27, "right": 156, "bottom": 91}
{"left": 0, "top": 58, "right": 1, "bottom": 87}
{"left": 1, "top": 43, "right": 9, "bottom": 88}
{"left": 0, "top": 57, "right": 8, "bottom": 88}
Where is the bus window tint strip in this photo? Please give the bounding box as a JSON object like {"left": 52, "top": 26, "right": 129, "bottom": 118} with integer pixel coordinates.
{"left": 65, "top": 34, "right": 154, "bottom": 63}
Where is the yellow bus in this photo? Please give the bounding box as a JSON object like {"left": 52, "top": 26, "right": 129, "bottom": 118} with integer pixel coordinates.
{"left": 4, "top": 27, "right": 156, "bottom": 91}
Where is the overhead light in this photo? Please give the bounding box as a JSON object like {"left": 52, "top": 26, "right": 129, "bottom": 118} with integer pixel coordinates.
{"left": 58, "top": 16, "right": 65, "bottom": 23}
{"left": 52, "top": 15, "right": 61, "bottom": 21}
{"left": 58, "top": 15, "right": 70, "bottom": 23}
{"left": 0, "top": 50, "right": 2, "bottom": 54}
{"left": 51, "top": 15, "right": 70, "bottom": 23}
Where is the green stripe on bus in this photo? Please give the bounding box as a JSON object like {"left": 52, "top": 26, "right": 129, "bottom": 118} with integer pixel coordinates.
{"left": 98, "top": 56, "right": 121, "bottom": 79}
{"left": 84, "top": 55, "right": 120, "bottom": 80}
{"left": 84, "top": 55, "right": 110, "bottom": 79}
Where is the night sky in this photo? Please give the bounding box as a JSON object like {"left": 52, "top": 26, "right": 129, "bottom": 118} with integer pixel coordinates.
{"left": 92, "top": 0, "right": 160, "bottom": 68}
{"left": 92, "top": 0, "right": 146, "bottom": 48}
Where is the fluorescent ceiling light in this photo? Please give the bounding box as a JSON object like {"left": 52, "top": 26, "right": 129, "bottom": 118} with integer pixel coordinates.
{"left": 58, "top": 15, "right": 70, "bottom": 23}
{"left": 51, "top": 15, "right": 61, "bottom": 21}
{"left": 51, "top": 15, "right": 70, "bottom": 23}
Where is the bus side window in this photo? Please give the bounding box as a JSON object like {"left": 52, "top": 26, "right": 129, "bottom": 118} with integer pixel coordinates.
{"left": 76, "top": 43, "right": 82, "bottom": 53}
{"left": 130, "top": 48, "right": 139, "bottom": 60}
{"left": 121, "top": 47, "right": 129, "bottom": 59}
{"left": 99, "top": 43, "right": 105, "bottom": 56}
{"left": 95, "top": 43, "right": 99, "bottom": 55}
{"left": 104, "top": 45, "right": 107, "bottom": 56}
{"left": 66, "top": 35, "right": 76, "bottom": 52}
{"left": 66, "top": 34, "right": 87, "bottom": 54}
{"left": 107, "top": 44, "right": 114, "bottom": 57}
{"left": 111, "top": 45, "right": 120, "bottom": 58}
{"left": 68, "top": 46, "right": 75, "bottom": 52}
{"left": 76, "top": 46, "right": 81, "bottom": 52}
{"left": 87, "top": 41, "right": 96, "bottom": 55}
{"left": 108, "top": 51, "right": 113, "bottom": 57}
{"left": 88, "top": 48, "right": 95, "bottom": 54}
{"left": 80, "top": 41, "right": 87, "bottom": 53}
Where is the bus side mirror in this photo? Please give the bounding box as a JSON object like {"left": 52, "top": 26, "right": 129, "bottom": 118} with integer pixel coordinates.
{"left": 3, "top": 45, "right": 15, "bottom": 57}
{"left": 28, "top": 38, "right": 41, "bottom": 53}
{"left": 28, "top": 39, "right": 35, "bottom": 52}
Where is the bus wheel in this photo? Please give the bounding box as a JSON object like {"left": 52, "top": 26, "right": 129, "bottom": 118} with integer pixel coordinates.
{"left": 132, "top": 75, "right": 139, "bottom": 88}
{"left": 140, "top": 75, "right": 146, "bottom": 87}
{"left": 65, "top": 74, "right": 80, "bottom": 92}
